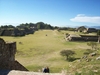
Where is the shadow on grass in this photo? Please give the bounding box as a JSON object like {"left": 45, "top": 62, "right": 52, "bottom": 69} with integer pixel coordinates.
{"left": 67, "top": 57, "right": 80, "bottom": 62}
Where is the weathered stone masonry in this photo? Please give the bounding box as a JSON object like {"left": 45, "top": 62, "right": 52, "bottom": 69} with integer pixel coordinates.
{"left": 0, "top": 38, "right": 28, "bottom": 71}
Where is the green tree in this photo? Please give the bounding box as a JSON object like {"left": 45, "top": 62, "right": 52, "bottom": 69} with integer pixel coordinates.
{"left": 87, "top": 42, "right": 98, "bottom": 50}
{"left": 97, "top": 30, "right": 100, "bottom": 43}
{"left": 45, "top": 24, "right": 53, "bottom": 29}
{"left": 97, "top": 30, "right": 100, "bottom": 35}
{"left": 29, "top": 23, "right": 36, "bottom": 27}
{"left": 8, "top": 25, "right": 15, "bottom": 28}
{"left": 36, "top": 22, "right": 45, "bottom": 29}
{"left": 60, "top": 50, "right": 75, "bottom": 60}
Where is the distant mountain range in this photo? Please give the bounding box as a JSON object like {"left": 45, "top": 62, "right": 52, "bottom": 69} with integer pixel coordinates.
{"left": 67, "top": 25, "right": 100, "bottom": 29}
{"left": 74, "top": 25, "right": 100, "bottom": 29}
{"left": 85, "top": 26, "right": 100, "bottom": 29}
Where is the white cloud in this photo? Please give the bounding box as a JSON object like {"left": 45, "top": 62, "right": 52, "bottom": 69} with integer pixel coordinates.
{"left": 70, "top": 14, "right": 100, "bottom": 24}
{"left": 77, "top": 14, "right": 86, "bottom": 17}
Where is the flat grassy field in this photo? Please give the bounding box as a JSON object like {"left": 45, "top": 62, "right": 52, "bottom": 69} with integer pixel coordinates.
{"left": 0, "top": 30, "right": 99, "bottom": 73}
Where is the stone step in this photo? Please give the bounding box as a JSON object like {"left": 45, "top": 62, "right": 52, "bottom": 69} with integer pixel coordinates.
{"left": 0, "top": 70, "right": 68, "bottom": 75}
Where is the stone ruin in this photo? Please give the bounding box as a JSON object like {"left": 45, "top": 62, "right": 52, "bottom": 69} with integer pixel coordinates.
{"left": 66, "top": 34, "right": 98, "bottom": 41}
{"left": 0, "top": 38, "right": 28, "bottom": 71}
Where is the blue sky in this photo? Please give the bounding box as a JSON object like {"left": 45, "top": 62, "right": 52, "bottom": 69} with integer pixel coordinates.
{"left": 0, "top": 0, "right": 100, "bottom": 27}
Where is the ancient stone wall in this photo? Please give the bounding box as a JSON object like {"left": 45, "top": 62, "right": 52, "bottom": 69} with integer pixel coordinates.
{"left": 67, "top": 34, "right": 98, "bottom": 41}
{"left": 1, "top": 30, "right": 13, "bottom": 36}
{"left": 80, "top": 35, "right": 98, "bottom": 41}
{"left": 0, "top": 38, "right": 28, "bottom": 71}
{"left": 0, "top": 28, "right": 35, "bottom": 36}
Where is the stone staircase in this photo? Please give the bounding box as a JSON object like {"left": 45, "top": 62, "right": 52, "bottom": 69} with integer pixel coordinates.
{"left": 0, "top": 70, "right": 72, "bottom": 75}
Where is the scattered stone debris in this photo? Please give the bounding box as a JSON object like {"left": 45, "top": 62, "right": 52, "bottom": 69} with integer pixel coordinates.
{"left": 96, "top": 56, "right": 100, "bottom": 60}
{"left": 90, "top": 52, "right": 96, "bottom": 56}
